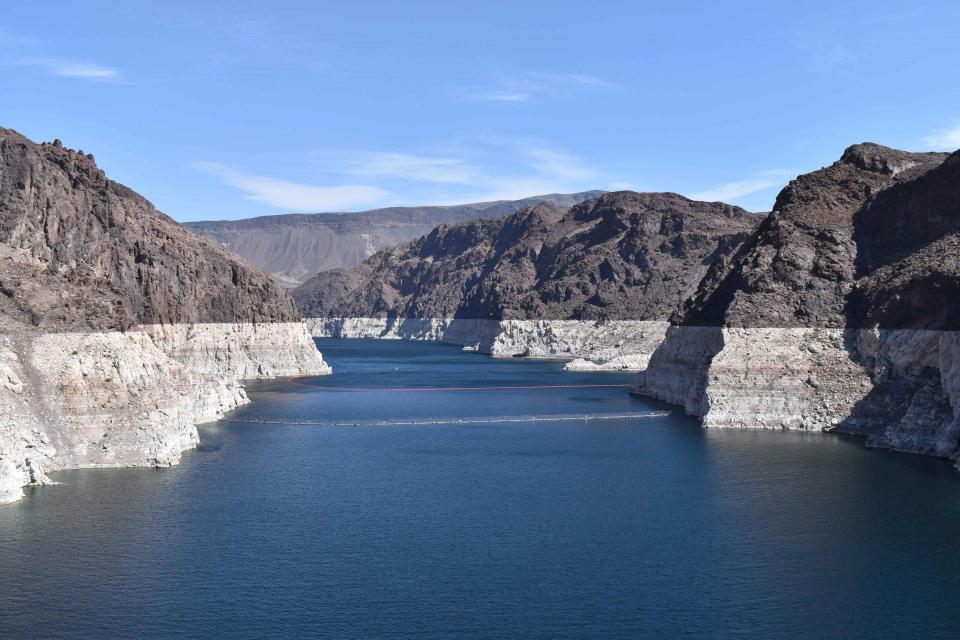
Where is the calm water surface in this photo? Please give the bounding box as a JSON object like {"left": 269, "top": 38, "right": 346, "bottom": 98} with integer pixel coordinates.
{"left": 2, "top": 339, "right": 960, "bottom": 639}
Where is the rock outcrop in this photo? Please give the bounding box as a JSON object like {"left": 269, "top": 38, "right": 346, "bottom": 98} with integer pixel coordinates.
{"left": 634, "top": 143, "right": 960, "bottom": 462}
{"left": 185, "top": 191, "right": 605, "bottom": 287}
{"left": 295, "top": 192, "right": 759, "bottom": 367}
{"left": 307, "top": 317, "right": 671, "bottom": 370}
{"left": 0, "top": 128, "right": 330, "bottom": 504}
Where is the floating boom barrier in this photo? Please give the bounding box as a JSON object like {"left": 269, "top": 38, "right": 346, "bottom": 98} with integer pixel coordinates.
{"left": 218, "top": 411, "right": 671, "bottom": 428}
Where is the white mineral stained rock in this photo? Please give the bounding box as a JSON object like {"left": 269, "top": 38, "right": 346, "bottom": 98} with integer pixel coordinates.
{"left": 634, "top": 327, "right": 874, "bottom": 429}
{"left": 850, "top": 329, "right": 960, "bottom": 457}
{"left": 702, "top": 328, "right": 874, "bottom": 431}
{"left": 563, "top": 354, "right": 652, "bottom": 371}
{"left": 631, "top": 326, "right": 724, "bottom": 415}
{"left": 0, "top": 322, "right": 329, "bottom": 504}
{"left": 633, "top": 325, "right": 960, "bottom": 461}
{"left": 144, "top": 322, "right": 331, "bottom": 378}
{"left": 307, "top": 317, "right": 668, "bottom": 370}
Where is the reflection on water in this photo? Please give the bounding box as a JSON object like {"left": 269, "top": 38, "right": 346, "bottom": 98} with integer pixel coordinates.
{"left": 1, "top": 338, "right": 959, "bottom": 639}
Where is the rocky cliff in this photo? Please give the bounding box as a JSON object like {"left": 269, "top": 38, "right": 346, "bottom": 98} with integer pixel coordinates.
{"left": 295, "top": 192, "right": 758, "bottom": 368}
{"left": 634, "top": 143, "right": 960, "bottom": 462}
{"left": 185, "top": 191, "right": 605, "bottom": 287}
{"left": 0, "top": 128, "right": 330, "bottom": 504}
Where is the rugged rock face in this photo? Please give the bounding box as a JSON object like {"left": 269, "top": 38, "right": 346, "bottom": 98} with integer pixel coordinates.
{"left": 634, "top": 143, "right": 960, "bottom": 462}
{"left": 185, "top": 191, "right": 605, "bottom": 287}
{"left": 0, "top": 128, "right": 330, "bottom": 504}
{"left": 295, "top": 192, "right": 758, "bottom": 366}
{"left": 677, "top": 143, "right": 947, "bottom": 329}
{"left": 0, "top": 128, "right": 300, "bottom": 331}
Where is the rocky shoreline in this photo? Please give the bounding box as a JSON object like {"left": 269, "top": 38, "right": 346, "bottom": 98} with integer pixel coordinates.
{"left": 0, "top": 322, "right": 329, "bottom": 505}
{"left": 296, "top": 192, "right": 758, "bottom": 372}
{"left": 0, "top": 126, "right": 335, "bottom": 504}
{"left": 308, "top": 317, "right": 668, "bottom": 371}
{"left": 4, "top": 121, "right": 959, "bottom": 500}
{"left": 632, "top": 326, "right": 960, "bottom": 460}
{"left": 312, "top": 316, "right": 960, "bottom": 464}
{"left": 299, "top": 143, "right": 960, "bottom": 466}
{"left": 631, "top": 144, "right": 960, "bottom": 464}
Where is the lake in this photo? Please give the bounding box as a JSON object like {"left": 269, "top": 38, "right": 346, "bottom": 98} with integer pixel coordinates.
{"left": 2, "top": 339, "right": 960, "bottom": 639}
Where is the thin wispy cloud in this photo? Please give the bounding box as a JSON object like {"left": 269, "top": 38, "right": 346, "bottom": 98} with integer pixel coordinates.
{"left": 524, "top": 147, "right": 595, "bottom": 181}
{"left": 690, "top": 178, "right": 780, "bottom": 203}
{"left": 340, "top": 141, "right": 600, "bottom": 195}
{"left": 7, "top": 57, "right": 121, "bottom": 81}
{"left": 689, "top": 170, "right": 793, "bottom": 205}
{"left": 458, "top": 177, "right": 585, "bottom": 203}
{"left": 198, "top": 140, "right": 608, "bottom": 211}
{"left": 922, "top": 124, "right": 960, "bottom": 151}
{"left": 342, "top": 152, "right": 477, "bottom": 184}
{"left": 461, "top": 72, "right": 615, "bottom": 103}
{"left": 193, "top": 162, "right": 391, "bottom": 211}
{"left": 439, "top": 141, "right": 599, "bottom": 201}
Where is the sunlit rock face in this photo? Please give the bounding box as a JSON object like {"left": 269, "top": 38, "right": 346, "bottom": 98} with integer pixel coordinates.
{"left": 635, "top": 144, "right": 960, "bottom": 463}
{"left": 0, "top": 127, "right": 330, "bottom": 503}
{"left": 184, "top": 191, "right": 606, "bottom": 287}
{"left": 296, "top": 191, "right": 759, "bottom": 368}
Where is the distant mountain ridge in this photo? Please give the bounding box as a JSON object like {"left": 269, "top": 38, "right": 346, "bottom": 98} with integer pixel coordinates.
{"left": 185, "top": 191, "right": 605, "bottom": 286}
{"left": 293, "top": 191, "right": 758, "bottom": 321}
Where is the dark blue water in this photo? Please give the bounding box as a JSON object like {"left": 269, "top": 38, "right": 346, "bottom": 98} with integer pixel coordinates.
{"left": 3, "top": 339, "right": 960, "bottom": 639}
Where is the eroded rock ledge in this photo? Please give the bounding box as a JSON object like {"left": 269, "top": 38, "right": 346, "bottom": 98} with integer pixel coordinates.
{"left": 632, "top": 327, "right": 960, "bottom": 460}
{"left": 0, "top": 322, "right": 330, "bottom": 505}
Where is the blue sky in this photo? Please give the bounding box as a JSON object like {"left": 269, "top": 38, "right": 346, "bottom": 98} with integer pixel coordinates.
{"left": 2, "top": 1, "right": 959, "bottom": 221}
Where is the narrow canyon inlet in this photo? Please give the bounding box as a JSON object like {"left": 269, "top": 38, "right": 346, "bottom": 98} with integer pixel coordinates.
{"left": 2, "top": 339, "right": 959, "bottom": 639}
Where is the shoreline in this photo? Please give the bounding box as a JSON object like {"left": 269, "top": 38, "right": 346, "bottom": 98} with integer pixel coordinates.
{"left": 307, "top": 317, "right": 669, "bottom": 372}
{"left": 309, "top": 320, "right": 960, "bottom": 468}
{"left": 0, "top": 322, "right": 331, "bottom": 505}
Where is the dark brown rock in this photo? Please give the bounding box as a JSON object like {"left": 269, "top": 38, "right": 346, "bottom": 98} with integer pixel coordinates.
{"left": 848, "top": 150, "right": 960, "bottom": 330}
{"left": 185, "top": 191, "right": 605, "bottom": 287}
{"left": 677, "top": 143, "right": 950, "bottom": 328}
{"left": 0, "top": 127, "right": 301, "bottom": 331}
{"left": 293, "top": 192, "right": 759, "bottom": 321}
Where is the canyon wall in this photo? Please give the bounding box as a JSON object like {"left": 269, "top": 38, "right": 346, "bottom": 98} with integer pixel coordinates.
{"left": 0, "top": 324, "right": 330, "bottom": 505}
{"left": 296, "top": 191, "right": 758, "bottom": 369}
{"left": 634, "top": 144, "right": 960, "bottom": 462}
{"left": 0, "top": 128, "right": 330, "bottom": 503}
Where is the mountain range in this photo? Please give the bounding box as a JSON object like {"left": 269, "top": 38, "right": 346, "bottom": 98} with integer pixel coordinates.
{"left": 185, "top": 191, "right": 604, "bottom": 287}
{"left": 293, "top": 191, "right": 758, "bottom": 321}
